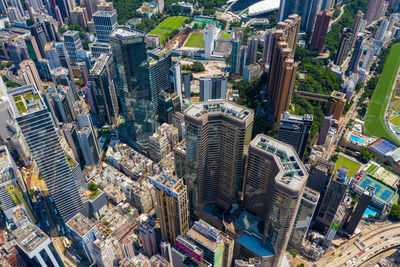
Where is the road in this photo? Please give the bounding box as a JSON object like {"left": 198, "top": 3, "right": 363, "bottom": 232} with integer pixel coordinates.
{"left": 5, "top": 67, "right": 23, "bottom": 85}
{"left": 316, "top": 222, "right": 400, "bottom": 266}
{"left": 329, "top": 5, "right": 346, "bottom": 32}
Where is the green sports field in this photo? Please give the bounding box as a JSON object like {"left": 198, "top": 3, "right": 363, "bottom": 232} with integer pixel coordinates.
{"left": 334, "top": 155, "right": 361, "bottom": 178}
{"left": 157, "top": 16, "right": 189, "bottom": 30}
{"left": 390, "top": 114, "right": 400, "bottom": 126}
{"left": 184, "top": 33, "right": 205, "bottom": 48}
{"left": 365, "top": 43, "right": 400, "bottom": 144}
{"left": 148, "top": 28, "right": 173, "bottom": 42}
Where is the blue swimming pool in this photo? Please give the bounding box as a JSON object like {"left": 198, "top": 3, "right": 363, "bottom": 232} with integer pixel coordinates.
{"left": 364, "top": 206, "right": 380, "bottom": 218}
{"left": 349, "top": 134, "right": 365, "bottom": 144}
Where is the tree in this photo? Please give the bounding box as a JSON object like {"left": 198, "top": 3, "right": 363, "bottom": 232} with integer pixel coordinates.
{"left": 331, "top": 154, "right": 339, "bottom": 162}
{"left": 26, "top": 19, "right": 34, "bottom": 26}
{"left": 88, "top": 182, "right": 98, "bottom": 191}
{"left": 390, "top": 204, "right": 400, "bottom": 220}
{"left": 191, "top": 61, "right": 205, "bottom": 72}
{"left": 359, "top": 148, "right": 373, "bottom": 163}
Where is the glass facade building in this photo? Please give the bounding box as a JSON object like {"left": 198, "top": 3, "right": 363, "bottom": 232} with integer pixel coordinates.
{"left": 110, "top": 26, "right": 155, "bottom": 151}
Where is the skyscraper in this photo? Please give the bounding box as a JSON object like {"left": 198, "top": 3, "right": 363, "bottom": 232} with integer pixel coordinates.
{"left": 77, "top": 127, "right": 101, "bottom": 165}
{"left": 137, "top": 214, "right": 158, "bottom": 257}
{"left": 346, "top": 35, "right": 364, "bottom": 75}
{"left": 63, "top": 30, "right": 83, "bottom": 62}
{"left": 148, "top": 172, "right": 189, "bottom": 244}
{"left": 204, "top": 24, "right": 216, "bottom": 59}
{"left": 345, "top": 185, "right": 375, "bottom": 235}
{"left": 314, "top": 166, "right": 350, "bottom": 234}
{"left": 351, "top": 10, "right": 364, "bottom": 46}
{"left": 93, "top": 11, "right": 118, "bottom": 43}
{"left": 110, "top": 27, "right": 155, "bottom": 151}
{"left": 267, "top": 15, "right": 300, "bottom": 126}
{"left": 278, "top": 0, "right": 322, "bottom": 34}
{"left": 277, "top": 112, "right": 313, "bottom": 159}
{"left": 30, "top": 22, "right": 48, "bottom": 58}
{"left": 230, "top": 38, "right": 241, "bottom": 75}
{"left": 376, "top": 19, "right": 389, "bottom": 41}
{"left": 365, "top": 0, "right": 388, "bottom": 25}
{"left": 18, "top": 59, "right": 43, "bottom": 91}
{"left": 243, "top": 134, "right": 308, "bottom": 267}
{"left": 184, "top": 100, "right": 254, "bottom": 216}
{"left": 334, "top": 28, "right": 353, "bottom": 66}
{"left": 246, "top": 36, "right": 258, "bottom": 65}
{"left": 89, "top": 53, "right": 119, "bottom": 125}
{"left": 199, "top": 76, "right": 227, "bottom": 101}
{"left": 183, "top": 72, "right": 191, "bottom": 99}
{"left": 7, "top": 84, "right": 84, "bottom": 222}
{"left": 309, "top": 10, "right": 331, "bottom": 52}
{"left": 262, "top": 30, "right": 274, "bottom": 64}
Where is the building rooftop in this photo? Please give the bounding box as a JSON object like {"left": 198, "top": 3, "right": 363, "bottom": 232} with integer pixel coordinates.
{"left": 13, "top": 222, "right": 50, "bottom": 254}
{"left": 111, "top": 27, "right": 144, "bottom": 39}
{"left": 280, "top": 111, "right": 313, "bottom": 122}
{"left": 185, "top": 100, "right": 252, "bottom": 121}
{"left": 66, "top": 213, "right": 96, "bottom": 237}
{"left": 7, "top": 85, "right": 45, "bottom": 118}
{"left": 187, "top": 220, "right": 222, "bottom": 252}
{"left": 0, "top": 146, "right": 13, "bottom": 184}
{"left": 90, "top": 53, "right": 110, "bottom": 76}
{"left": 251, "top": 134, "right": 307, "bottom": 191}
{"left": 63, "top": 30, "right": 79, "bottom": 36}
{"left": 236, "top": 232, "right": 274, "bottom": 257}
{"left": 148, "top": 172, "right": 185, "bottom": 199}
{"left": 93, "top": 10, "right": 117, "bottom": 17}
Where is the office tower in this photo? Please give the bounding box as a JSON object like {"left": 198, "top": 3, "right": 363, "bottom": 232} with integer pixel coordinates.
{"left": 262, "top": 30, "right": 273, "bottom": 64}
{"left": 30, "top": 22, "right": 48, "bottom": 58}
{"left": 186, "top": 220, "right": 234, "bottom": 267}
{"left": 204, "top": 24, "right": 216, "bottom": 59}
{"left": 148, "top": 172, "right": 189, "bottom": 244}
{"left": 239, "top": 45, "right": 247, "bottom": 75}
{"left": 93, "top": 11, "right": 118, "bottom": 43}
{"left": 9, "top": 0, "right": 23, "bottom": 17}
{"left": 171, "top": 59, "right": 183, "bottom": 107}
{"left": 24, "top": 35, "right": 42, "bottom": 62}
{"left": 309, "top": 10, "right": 331, "bottom": 52}
{"left": 55, "top": 43, "right": 71, "bottom": 70}
{"left": 7, "top": 7, "right": 23, "bottom": 22}
{"left": 77, "top": 126, "right": 101, "bottom": 165}
{"left": 28, "top": 0, "right": 44, "bottom": 11}
{"left": 89, "top": 53, "right": 119, "bottom": 125}
{"left": 268, "top": 15, "right": 300, "bottom": 126}
{"left": 351, "top": 10, "right": 364, "bottom": 46}
{"left": 13, "top": 223, "right": 63, "bottom": 266}
{"left": 110, "top": 27, "right": 155, "bottom": 151}
{"left": 334, "top": 28, "right": 353, "bottom": 66}
{"left": 277, "top": 112, "right": 313, "bottom": 159}
{"left": 316, "top": 115, "right": 333, "bottom": 145}
{"left": 345, "top": 186, "right": 375, "bottom": 235}
{"left": 376, "top": 19, "right": 389, "bottom": 41}
{"left": 199, "top": 76, "right": 227, "bottom": 101}
{"left": 137, "top": 214, "right": 158, "bottom": 257}
{"left": 148, "top": 49, "right": 173, "bottom": 112}
{"left": 184, "top": 100, "right": 254, "bottom": 215}
{"left": 243, "top": 135, "right": 307, "bottom": 267}
{"left": 7, "top": 85, "right": 84, "bottom": 222}
{"left": 63, "top": 30, "right": 83, "bottom": 62}
{"left": 230, "top": 38, "right": 241, "bottom": 74}
{"left": 157, "top": 91, "right": 181, "bottom": 124}
{"left": 84, "top": 0, "right": 99, "bottom": 20}
{"left": 183, "top": 72, "right": 191, "bottom": 99}
{"left": 314, "top": 166, "right": 350, "bottom": 234}
{"left": 70, "top": 7, "right": 89, "bottom": 28}
{"left": 290, "top": 187, "right": 320, "bottom": 248}
{"left": 246, "top": 36, "right": 258, "bottom": 65}
{"left": 346, "top": 36, "right": 363, "bottom": 75}
{"left": 18, "top": 59, "right": 44, "bottom": 91}
{"left": 278, "top": 0, "right": 321, "bottom": 34}
{"left": 327, "top": 91, "right": 346, "bottom": 120}
{"left": 66, "top": 213, "right": 99, "bottom": 263}
{"left": 365, "top": 0, "right": 388, "bottom": 25}
{"left": 45, "top": 43, "right": 61, "bottom": 69}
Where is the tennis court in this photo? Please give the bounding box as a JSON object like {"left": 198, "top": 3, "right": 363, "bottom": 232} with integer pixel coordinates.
{"left": 358, "top": 175, "right": 395, "bottom": 202}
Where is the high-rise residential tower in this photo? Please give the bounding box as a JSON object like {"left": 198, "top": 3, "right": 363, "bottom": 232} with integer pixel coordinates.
{"left": 334, "top": 28, "right": 353, "bottom": 66}
{"left": 230, "top": 38, "right": 241, "bottom": 75}
{"left": 184, "top": 100, "right": 254, "bottom": 216}
{"left": 93, "top": 11, "right": 118, "bottom": 43}
{"left": 278, "top": 0, "right": 322, "bottom": 34}
{"left": 18, "top": 59, "right": 44, "bottom": 92}
{"left": 346, "top": 35, "right": 364, "bottom": 75}
{"left": 63, "top": 30, "right": 83, "bottom": 62}
{"left": 277, "top": 112, "right": 313, "bottom": 159}
{"left": 243, "top": 134, "right": 308, "bottom": 267}
{"left": 309, "top": 10, "right": 331, "bottom": 52}
{"left": 7, "top": 85, "right": 84, "bottom": 222}
{"left": 199, "top": 76, "right": 227, "bottom": 102}
{"left": 365, "top": 0, "right": 388, "bottom": 25}
{"left": 246, "top": 36, "right": 258, "bottom": 65}
{"left": 267, "top": 15, "right": 300, "bottom": 126}
{"left": 110, "top": 26, "right": 155, "bottom": 151}
{"left": 351, "top": 10, "right": 364, "bottom": 46}
{"left": 148, "top": 172, "right": 189, "bottom": 244}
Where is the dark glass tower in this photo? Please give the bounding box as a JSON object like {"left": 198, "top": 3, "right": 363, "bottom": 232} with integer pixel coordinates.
{"left": 110, "top": 26, "right": 155, "bottom": 151}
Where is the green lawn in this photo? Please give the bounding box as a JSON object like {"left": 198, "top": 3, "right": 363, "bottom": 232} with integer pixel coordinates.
{"left": 366, "top": 164, "right": 378, "bottom": 174}
{"left": 334, "top": 155, "right": 361, "bottom": 178}
{"left": 365, "top": 43, "right": 400, "bottom": 144}
{"left": 157, "top": 16, "right": 189, "bottom": 30}
{"left": 148, "top": 28, "right": 173, "bottom": 42}
{"left": 390, "top": 114, "right": 400, "bottom": 126}
{"left": 221, "top": 32, "right": 231, "bottom": 40}
{"left": 184, "top": 33, "right": 205, "bottom": 48}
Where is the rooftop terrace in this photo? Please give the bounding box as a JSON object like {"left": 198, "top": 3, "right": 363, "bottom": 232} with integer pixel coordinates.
{"left": 13, "top": 222, "right": 49, "bottom": 253}
{"left": 185, "top": 100, "right": 252, "bottom": 121}
{"left": 148, "top": 172, "right": 185, "bottom": 199}
{"left": 7, "top": 85, "right": 44, "bottom": 117}
{"left": 252, "top": 134, "right": 307, "bottom": 190}
{"left": 66, "top": 213, "right": 96, "bottom": 237}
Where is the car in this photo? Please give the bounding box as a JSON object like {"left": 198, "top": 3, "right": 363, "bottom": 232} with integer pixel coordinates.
{"left": 381, "top": 236, "right": 385, "bottom": 239}
{"left": 348, "top": 252, "right": 351, "bottom": 255}
{"left": 339, "top": 254, "right": 342, "bottom": 257}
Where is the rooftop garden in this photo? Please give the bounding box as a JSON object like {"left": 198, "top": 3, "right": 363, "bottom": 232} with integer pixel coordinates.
{"left": 64, "top": 152, "right": 77, "bottom": 168}
{"left": 88, "top": 182, "right": 101, "bottom": 199}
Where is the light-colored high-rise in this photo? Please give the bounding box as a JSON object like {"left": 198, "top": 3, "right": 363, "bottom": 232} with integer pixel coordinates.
{"left": 184, "top": 100, "right": 254, "bottom": 216}
{"left": 148, "top": 171, "right": 189, "bottom": 244}
{"left": 18, "top": 59, "right": 43, "bottom": 91}
{"left": 243, "top": 134, "right": 308, "bottom": 267}
{"left": 7, "top": 84, "right": 84, "bottom": 222}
